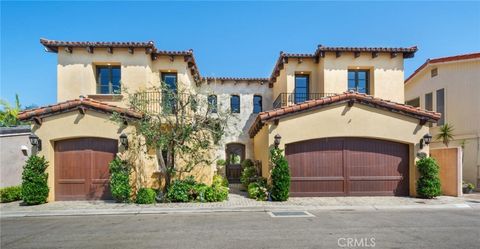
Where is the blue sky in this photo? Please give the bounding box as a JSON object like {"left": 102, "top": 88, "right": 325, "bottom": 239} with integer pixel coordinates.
{"left": 1, "top": 1, "right": 479, "bottom": 107}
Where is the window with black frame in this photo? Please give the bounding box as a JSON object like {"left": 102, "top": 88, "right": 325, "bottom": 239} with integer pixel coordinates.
{"left": 96, "top": 65, "right": 121, "bottom": 94}
{"left": 208, "top": 95, "right": 217, "bottom": 113}
{"left": 253, "top": 95, "right": 262, "bottom": 113}
{"left": 294, "top": 75, "right": 309, "bottom": 104}
{"left": 161, "top": 73, "right": 178, "bottom": 113}
{"left": 348, "top": 69, "right": 369, "bottom": 94}
{"left": 230, "top": 95, "right": 240, "bottom": 113}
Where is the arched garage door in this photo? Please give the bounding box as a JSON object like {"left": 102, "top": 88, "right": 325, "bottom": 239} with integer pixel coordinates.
{"left": 54, "top": 138, "right": 117, "bottom": 201}
{"left": 286, "top": 137, "right": 409, "bottom": 197}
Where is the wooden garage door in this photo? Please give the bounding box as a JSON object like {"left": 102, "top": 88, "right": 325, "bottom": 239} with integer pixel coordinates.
{"left": 286, "top": 138, "right": 409, "bottom": 197}
{"left": 55, "top": 138, "right": 117, "bottom": 201}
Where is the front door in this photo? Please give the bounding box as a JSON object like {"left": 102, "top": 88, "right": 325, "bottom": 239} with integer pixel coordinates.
{"left": 225, "top": 143, "right": 245, "bottom": 183}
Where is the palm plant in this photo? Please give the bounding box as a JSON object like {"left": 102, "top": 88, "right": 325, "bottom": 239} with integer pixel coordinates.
{"left": 436, "top": 123, "right": 454, "bottom": 147}
{"left": 0, "top": 94, "right": 23, "bottom": 127}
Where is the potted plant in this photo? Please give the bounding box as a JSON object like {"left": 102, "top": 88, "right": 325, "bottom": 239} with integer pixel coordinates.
{"left": 462, "top": 181, "right": 475, "bottom": 194}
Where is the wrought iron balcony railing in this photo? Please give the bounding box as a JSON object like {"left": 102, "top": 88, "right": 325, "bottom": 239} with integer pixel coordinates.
{"left": 272, "top": 93, "right": 336, "bottom": 109}
{"left": 132, "top": 91, "right": 194, "bottom": 114}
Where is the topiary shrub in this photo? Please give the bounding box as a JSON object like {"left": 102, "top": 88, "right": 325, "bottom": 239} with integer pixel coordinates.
{"left": 247, "top": 178, "right": 268, "bottom": 201}
{"left": 240, "top": 159, "right": 258, "bottom": 188}
{"left": 22, "top": 155, "right": 49, "bottom": 205}
{"left": 0, "top": 185, "right": 22, "bottom": 203}
{"left": 109, "top": 157, "right": 131, "bottom": 203}
{"left": 416, "top": 157, "right": 442, "bottom": 198}
{"left": 136, "top": 188, "right": 156, "bottom": 204}
{"left": 270, "top": 148, "right": 290, "bottom": 201}
{"left": 212, "top": 174, "right": 229, "bottom": 188}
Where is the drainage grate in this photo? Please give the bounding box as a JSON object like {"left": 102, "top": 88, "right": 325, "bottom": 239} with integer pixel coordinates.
{"left": 268, "top": 211, "right": 315, "bottom": 218}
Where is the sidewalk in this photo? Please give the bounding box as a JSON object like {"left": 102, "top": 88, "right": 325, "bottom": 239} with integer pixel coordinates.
{"left": 1, "top": 191, "right": 479, "bottom": 218}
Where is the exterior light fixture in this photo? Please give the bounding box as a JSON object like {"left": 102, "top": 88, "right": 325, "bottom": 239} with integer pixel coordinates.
{"left": 120, "top": 133, "right": 129, "bottom": 149}
{"left": 29, "top": 134, "right": 42, "bottom": 151}
{"left": 274, "top": 134, "right": 282, "bottom": 148}
{"left": 420, "top": 133, "right": 432, "bottom": 149}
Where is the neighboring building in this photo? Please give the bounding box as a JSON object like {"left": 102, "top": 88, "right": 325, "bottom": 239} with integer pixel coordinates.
{"left": 18, "top": 39, "right": 440, "bottom": 201}
{"left": 405, "top": 53, "right": 480, "bottom": 189}
{"left": 0, "top": 126, "right": 31, "bottom": 188}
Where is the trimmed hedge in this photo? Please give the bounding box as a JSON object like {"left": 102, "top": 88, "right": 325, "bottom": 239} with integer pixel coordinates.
{"left": 270, "top": 148, "right": 290, "bottom": 201}
{"left": 109, "top": 157, "right": 131, "bottom": 203}
{"left": 136, "top": 188, "right": 156, "bottom": 204}
{"left": 0, "top": 185, "right": 22, "bottom": 203}
{"left": 417, "top": 157, "right": 441, "bottom": 198}
{"left": 22, "top": 155, "right": 49, "bottom": 205}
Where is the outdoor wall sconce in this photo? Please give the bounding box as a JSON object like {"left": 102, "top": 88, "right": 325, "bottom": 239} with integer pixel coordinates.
{"left": 420, "top": 133, "right": 432, "bottom": 149}
{"left": 274, "top": 134, "right": 282, "bottom": 148}
{"left": 29, "top": 134, "right": 42, "bottom": 151}
{"left": 120, "top": 133, "right": 129, "bottom": 149}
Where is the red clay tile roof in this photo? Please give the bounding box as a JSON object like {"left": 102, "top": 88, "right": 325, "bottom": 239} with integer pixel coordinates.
{"left": 40, "top": 38, "right": 155, "bottom": 52}
{"left": 248, "top": 92, "right": 441, "bottom": 138}
{"left": 18, "top": 97, "right": 142, "bottom": 121}
{"left": 269, "top": 45, "right": 418, "bottom": 86}
{"left": 405, "top": 52, "right": 480, "bottom": 84}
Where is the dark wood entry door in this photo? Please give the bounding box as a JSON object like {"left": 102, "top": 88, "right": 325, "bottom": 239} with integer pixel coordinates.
{"left": 55, "top": 138, "right": 117, "bottom": 201}
{"left": 225, "top": 143, "right": 245, "bottom": 183}
{"left": 286, "top": 137, "right": 409, "bottom": 197}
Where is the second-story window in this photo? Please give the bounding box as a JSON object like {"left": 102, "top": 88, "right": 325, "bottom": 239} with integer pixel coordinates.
{"left": 161, "top": 73, "right": 178, "bottom": 113}
{"left": 253, "top": 95, "right": 262, "bottom": 113}
{"left": 97, "top": 65, "right": 121, "bottom": 94}
{"left": 348, "top": 69, "right": 369, "bottom": 94}
{"left": 208, "top": 95, "right": 217, "bottom": 113}
{"left": 294, "top": 74, "right": 309, "bottom": 104}
{"left": 436, "top": 88, "right": 445, "bottom": 125}
{"left": 230, "top": 95, "right": 240, "bottom": 113}
{"left": 425, "top": 92, "right": 433, "bottom": 111}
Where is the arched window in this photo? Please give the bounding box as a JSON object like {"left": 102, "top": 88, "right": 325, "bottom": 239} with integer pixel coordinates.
{"left": 230, "top": 95, "right": 240, "bottom": 113}
{"left": 253, "top": 95, "right": 262, "bottom": 113}
{"left": 208, "top": 95, "right": 217, "bottom": 113}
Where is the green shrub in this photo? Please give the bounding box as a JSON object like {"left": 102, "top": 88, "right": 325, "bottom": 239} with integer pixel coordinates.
{"left": 166, "top": 176, "right": 197, "bottom": 202}
{"left": 416, "top": 157, "right": 442, "bottom": 198}
{"left": 206, "top": 185, "right": 229, "bottom": 202}
{"left": 0, "top": 185, "right": 22, "bottom": 203}
{"left": 240, "top": 159, "right": 258, "bottom": 188}
{"left": 270, "top": 148, "right": 290, "bottom": 201}
{"left": 212, "top": 174, "right": 229, "bottom": 187}
{"left": 136, "top": 188, "right": 156, "bottom": 204}
{"left": 109, "top": 157, "right": 131, "bottom": 203}
{"left": 21, "top": 155, "right": 49, "bottom": 205}
{"left": 247, "top": 178, "right": 268, "bottom": 201}
{"left": 166, "top": 176, "right": 229, "bottom": 203}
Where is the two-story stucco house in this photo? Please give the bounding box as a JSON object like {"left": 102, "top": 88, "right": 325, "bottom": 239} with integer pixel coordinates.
{"left": 18, "top": 39, "right": 440, "bottom": 201}
{"left": 405, "top": 53, "right": 480, "bottom": 190}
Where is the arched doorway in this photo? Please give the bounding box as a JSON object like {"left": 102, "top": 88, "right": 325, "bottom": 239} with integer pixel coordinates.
{"left": 225, "top": 143, "right": 245, "bottom": 183}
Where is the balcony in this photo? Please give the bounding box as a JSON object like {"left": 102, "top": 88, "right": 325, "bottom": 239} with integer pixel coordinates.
{"left": 132, "top": 91, "right": 195, "bottom": 114}
{"left": 272, "top": 93, "right": 336, "bottom": 109}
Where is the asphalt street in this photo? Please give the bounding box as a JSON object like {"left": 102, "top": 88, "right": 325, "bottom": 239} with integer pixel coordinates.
{"left": 1, "top": 209, "right": 479, "bottom": 249}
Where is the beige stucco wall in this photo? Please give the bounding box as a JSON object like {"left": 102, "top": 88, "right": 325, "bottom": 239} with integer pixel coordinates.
{"left": 253, "top": 125, "right": 270, "bottom": 179}
{"left": 405, "top": 59, "right": 480, "bottom": 188}
{"left": 271, "top": 52, "right": 405, "bottom": 104}
{"left": 57, "top": 47, "right": 200, "bottom": 108}
{"left": 252, "top": 103, "right": 431, "bottom": 196}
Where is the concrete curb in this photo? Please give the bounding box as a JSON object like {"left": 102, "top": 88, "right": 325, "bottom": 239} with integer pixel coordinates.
{"left": 0, "top": 203, "right": 475, "bottom": 218}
